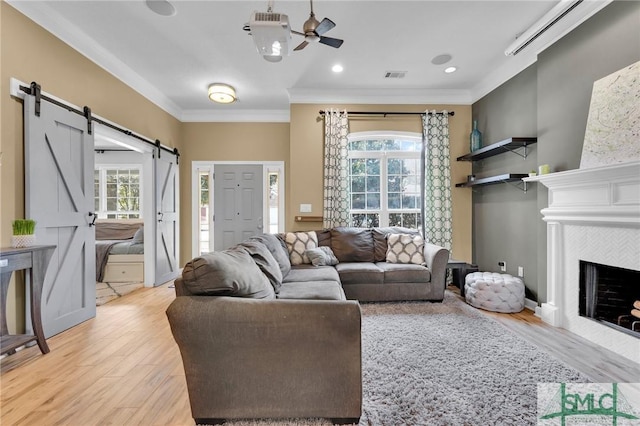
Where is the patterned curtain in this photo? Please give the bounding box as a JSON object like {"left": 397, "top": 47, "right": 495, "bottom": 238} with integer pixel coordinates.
{"left": 421, "top": 111, "right": 452, "bottom": 250}
{"left": 323, "top": 109, "right": 350, "bottom": 228}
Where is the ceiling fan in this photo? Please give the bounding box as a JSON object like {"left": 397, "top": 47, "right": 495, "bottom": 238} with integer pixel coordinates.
{"left": 291, "top": 0, "right": 343, "bottom": 51}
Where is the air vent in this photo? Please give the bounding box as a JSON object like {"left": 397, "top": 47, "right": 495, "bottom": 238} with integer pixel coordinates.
{"left": 254, "top": 12, "right": 282, "bottom": 22}
{"left": 384, "top": 71, "right": 407, "bottom": 79}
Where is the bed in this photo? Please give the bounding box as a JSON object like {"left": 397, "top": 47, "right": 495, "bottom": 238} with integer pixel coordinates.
{"left": 95, "top": 220, "right": 145, "bottom": 283}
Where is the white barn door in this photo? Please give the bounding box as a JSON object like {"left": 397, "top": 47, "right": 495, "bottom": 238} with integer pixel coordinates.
{"left": 24, "top": 94, "right": 96, "bottom": 338}
{"left": 154, "top": 152, "right": 179, "bottom": 285}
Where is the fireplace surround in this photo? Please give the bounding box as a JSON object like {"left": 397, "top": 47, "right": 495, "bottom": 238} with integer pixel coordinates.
{"left": 528, "top": 161, "right": 640, "bottom": 364}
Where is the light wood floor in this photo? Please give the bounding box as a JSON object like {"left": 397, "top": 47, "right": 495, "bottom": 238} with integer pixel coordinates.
{"left": 1, "top": 283, "right": 639, "bottom": 425}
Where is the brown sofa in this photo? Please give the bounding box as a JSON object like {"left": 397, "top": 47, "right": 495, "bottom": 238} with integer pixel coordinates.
{"left": 166, "top": 228, "right": 449, "bottom": 425}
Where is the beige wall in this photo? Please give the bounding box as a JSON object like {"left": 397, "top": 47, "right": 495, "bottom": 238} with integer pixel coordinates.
{"left": 289, "top": 104, "right": 472, "bottom": 262}
{"left": 178, "top": 122, "right": 290, "bottom": 265}
{"left": 1, "top": 3, "right": 182, "bottom": 332}
{"left": 1, "top": 2, "right": 474, "bottom": 332}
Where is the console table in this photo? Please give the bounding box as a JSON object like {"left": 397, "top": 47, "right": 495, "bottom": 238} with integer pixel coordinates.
{"left": 1, "top": 245, "right": 56, "bottom": 355}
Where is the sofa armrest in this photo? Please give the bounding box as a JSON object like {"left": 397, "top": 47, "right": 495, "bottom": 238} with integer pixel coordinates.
{"left": 423, "top": 243, "right": 450, "bottom": 297}
{"left": 166, "top": 296, "right": 362, "bottom": 421}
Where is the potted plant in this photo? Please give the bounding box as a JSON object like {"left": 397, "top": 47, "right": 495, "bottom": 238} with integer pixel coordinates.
{"left": 528, "top": 170, "right": 537, "bottom": 177}
{"left": 12, "top": 219, "right": 37, "bottom": 248}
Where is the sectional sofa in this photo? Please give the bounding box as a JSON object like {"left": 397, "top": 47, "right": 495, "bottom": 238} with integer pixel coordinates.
{"left": 166, "top": 227, "right": 449, "bottom": 425}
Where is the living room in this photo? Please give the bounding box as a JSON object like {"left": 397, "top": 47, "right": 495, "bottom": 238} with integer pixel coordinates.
{"left": 1, "top": 0, "right": 639, "bottom": 424}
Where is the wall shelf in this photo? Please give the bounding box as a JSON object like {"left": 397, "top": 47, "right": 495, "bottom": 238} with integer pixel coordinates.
{"left": 457, "top": 137, "right": 537, "bottom": 161}
{"left": 456, "top": 173, "right": 529, "bottom": 189}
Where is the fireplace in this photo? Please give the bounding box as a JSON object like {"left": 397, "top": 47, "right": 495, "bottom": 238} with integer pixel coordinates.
{"left": 579, "top": 261, "right": 640, "bottom": 337}
{"left": 528, "top": 161, "right": 640, "bottom": 364}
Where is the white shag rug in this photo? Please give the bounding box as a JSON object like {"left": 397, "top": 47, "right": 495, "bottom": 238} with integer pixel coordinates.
{"left": 220, "top": 291, "right": 590, "bottom": 426}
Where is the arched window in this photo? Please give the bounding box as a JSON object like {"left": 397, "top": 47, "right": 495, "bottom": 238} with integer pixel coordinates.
{"left": 347, "top": 131, "right": 422, "bottom": 229}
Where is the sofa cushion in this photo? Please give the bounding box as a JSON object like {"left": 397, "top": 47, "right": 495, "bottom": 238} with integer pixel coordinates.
{"left": 181, "top": 249, "right": 275, "bottom": 299}
{"left": 372, "top": 227, "right": 420, "bottom": 262}
{"left": 284, "top": 231, "right": 318, "bottom": 265}
{"left": 316, "top": 229, "right": 332, "bottom": 247}
{"left": 330, "top": 227, "right": 374, "bottom": 262}
{"left": 237, "top": 240, "right": 283, "bottom": 293}
{"left": 249, "top": 234, "right": 291, "bottom": 277}
{"left": 283, "top": 265, "right": 340, "bottom": 283}
{"left": 376, "top": 262, "right": 431, "bottom": 283}
{"left": 335, "top": 262, "right": 384, "bottom": 285}
{"left": 305, "top": 246, "right": 339, "bottom": 266}
{"left": 386, "top": 233, "right": 426, "bottom": 265}
{"left": 278, "top": 281, "right": 345, "bottom": 300}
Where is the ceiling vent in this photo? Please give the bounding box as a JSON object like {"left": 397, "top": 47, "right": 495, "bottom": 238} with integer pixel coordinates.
{"left": 384, "top": 71, "right": 407, "bottom": 79}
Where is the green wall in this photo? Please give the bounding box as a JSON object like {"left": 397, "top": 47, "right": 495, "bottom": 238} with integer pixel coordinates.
{"left": 472, "top": 0, "right": 640, "bottom": 304}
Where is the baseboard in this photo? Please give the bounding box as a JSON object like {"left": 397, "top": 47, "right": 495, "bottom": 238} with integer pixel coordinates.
{"left": 524, "top": 297, "right": 538, "bottom": 313}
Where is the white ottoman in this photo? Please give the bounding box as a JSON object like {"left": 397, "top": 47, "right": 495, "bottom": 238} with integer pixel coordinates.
{"left": 464, "top": 272, "right": 525, "bottom": 313}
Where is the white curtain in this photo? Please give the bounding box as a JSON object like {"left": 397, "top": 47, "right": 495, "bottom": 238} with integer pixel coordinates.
{"left": 421, "top": 111, "right": 452, "bottom": 250}
{"left": 323, "top": 109, "right": 350, "bottom": 228}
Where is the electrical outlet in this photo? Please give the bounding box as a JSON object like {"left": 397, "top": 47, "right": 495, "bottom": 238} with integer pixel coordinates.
{"left": 498, "top": 261, "right": 506, "bottom": 272}
{"left": 518, "top": 266, "right": 524, "bottom": 277}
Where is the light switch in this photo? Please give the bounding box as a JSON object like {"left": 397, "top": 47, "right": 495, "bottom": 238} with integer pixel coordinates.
{"left": 300, "top": 204, "right": 312, "bottom": 213}
{"left": 0, "top": 259, "right": 7, "bottom": 267}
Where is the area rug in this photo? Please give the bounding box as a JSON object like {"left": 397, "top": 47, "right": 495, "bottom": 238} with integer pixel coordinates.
{"left": 96, "top": 281, "right": 143, "bottom": 306}
{"left": 223, "top": 291, "right": 590, "bottom": 426}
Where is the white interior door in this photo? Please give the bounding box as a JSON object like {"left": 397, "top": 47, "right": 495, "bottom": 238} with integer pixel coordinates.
{"left": 24, "top": 95, "right": 96, "bottom": 338}
{"left": 213, "top": 164, "right": 263, "bottom": 251}
{"left": 154, "top": 152, "right": 179, "bottom": 285}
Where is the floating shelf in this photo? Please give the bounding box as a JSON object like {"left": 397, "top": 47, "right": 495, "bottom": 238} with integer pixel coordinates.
{"left": 456, "top": 173, "right": 529, "bottom": 188}
{"left": 294, "top": 216, "right": 323, "bottom": 222}
{"left": 457, "top": 137, "right": 537, "bottom": 161}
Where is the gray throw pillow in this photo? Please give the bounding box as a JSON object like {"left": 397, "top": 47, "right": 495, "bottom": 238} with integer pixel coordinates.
{"left": 181, "top": 249, "right": 275, "bottom": 299}
{"left": 305, "top": 246, "right": 339, "bottom": 266}
{"left": 249, "top": 234, "right": 291, "bottom": 277}
{"left": 132, "top": 226, "right": 144, "bottom": 243}
{"left": 237, "top": 240, "right": 283, "bottom": 293}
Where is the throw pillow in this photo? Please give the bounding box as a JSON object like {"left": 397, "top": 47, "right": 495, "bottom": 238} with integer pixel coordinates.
{"left": 284, "top": 231, "right": 318, "bottom": 265}
{"left": 305, "top": 246, "right": 339, "bottom": 266}
{"left": 372, "top": 227, "right": 419, "bottom": 262}
{"left": 132, "top": 226, "right": 144, "bottom": 243}
{"left": 248, "top": 233, "right": 291, "bottom": 277}
{"left": 181, "top": 249, "right": 275, "bottom": 299}
{"left": 237, "top": 240, "right": 283, "bottom": 293}
{"left": 386, "top": 233, "right": 426, "bottom": 265}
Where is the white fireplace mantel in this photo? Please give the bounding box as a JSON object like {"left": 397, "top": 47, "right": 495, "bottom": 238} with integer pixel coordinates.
{"left": 527, "top": 160, "right": 640, "bottom": 363}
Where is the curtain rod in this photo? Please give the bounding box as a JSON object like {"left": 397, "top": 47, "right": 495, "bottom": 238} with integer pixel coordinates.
{"left": 19, "top": 82, "right": 180, "bottom": 161}
{"left": 319, "top": 110, "right": 454, "bottom": 117}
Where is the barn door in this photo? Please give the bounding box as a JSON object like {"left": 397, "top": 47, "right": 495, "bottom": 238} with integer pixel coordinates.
{"left": 154, "top": 151, "right": 179, "bottom": 285}
{"left": 24, "top": 94, "right": 95, "bottom": 338}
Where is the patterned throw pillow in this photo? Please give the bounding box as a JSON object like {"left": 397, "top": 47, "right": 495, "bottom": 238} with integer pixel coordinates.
{"left": 284, "top": 231, "right": 318, "bottom": 265}
{"left": 386, "top": 233, "right": 426, "bottom": 265}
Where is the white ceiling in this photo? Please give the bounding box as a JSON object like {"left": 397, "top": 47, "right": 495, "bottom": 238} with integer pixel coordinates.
{"left": 8, "top": 1, "right": 611, "bottom": 122}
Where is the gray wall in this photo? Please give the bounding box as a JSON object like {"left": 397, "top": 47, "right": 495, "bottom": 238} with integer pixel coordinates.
{"left": 472, "top": 0, "right": 640, "bottom": 304}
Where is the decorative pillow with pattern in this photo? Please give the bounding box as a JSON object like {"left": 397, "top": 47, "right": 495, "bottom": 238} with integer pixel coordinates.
{"left": 386, "top": 233, "right": 426, "bottom": 265}
{"left": 284, "top": 231, "right": 318, "bottom": 265}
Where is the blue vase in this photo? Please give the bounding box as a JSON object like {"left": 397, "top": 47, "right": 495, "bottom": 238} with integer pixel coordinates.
{"left": 470, "top": 120, "right": 482, "bottom": 152}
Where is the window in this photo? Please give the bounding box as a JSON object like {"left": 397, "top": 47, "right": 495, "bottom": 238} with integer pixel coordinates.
{"left": 94, "top": 166, "right": 142, "bottom": 219}
{"left": 348, "top": 132, "right": 422, "bottom": 229}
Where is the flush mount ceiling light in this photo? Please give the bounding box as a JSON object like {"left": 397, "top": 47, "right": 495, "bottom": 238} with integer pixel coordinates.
{"left": 145, "top": 0, "right": 176, "bottom": 17}
{"left": 332, "top": 64, "right": 343, "bottom": 73}
{"left": 444, "top": 66, "right": 458, "bottom": 74}
{"left": 208, "top": 84, "right": 237, "bottom": 104}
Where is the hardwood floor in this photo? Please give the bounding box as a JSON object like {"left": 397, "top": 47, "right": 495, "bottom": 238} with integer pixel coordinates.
{"left": 1, "top": 283, "right": 638, "bottom": 425}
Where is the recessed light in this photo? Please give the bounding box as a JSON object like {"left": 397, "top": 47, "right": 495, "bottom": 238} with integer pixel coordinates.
{"left": 444, "top": 66, "right": 457, "bottom": 74}
{"left": 146, "top": 0, "right": 176, "bottom": 17}
{"left": 431, "top": 54, "right": 452, "bottom": 65}
{"left": 332, "top": 64, "right": 344, "bottom": 73}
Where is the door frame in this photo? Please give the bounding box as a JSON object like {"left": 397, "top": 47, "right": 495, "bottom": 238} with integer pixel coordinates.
{"left": 191, "top": 161, "right": 285, "bottom": 258}
{"left": 94, "top": 123, "right": 157, "bottom": 287}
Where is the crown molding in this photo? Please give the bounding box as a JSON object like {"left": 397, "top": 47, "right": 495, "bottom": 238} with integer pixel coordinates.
{"left": 181, "top": 109, "right": 291, "bottom": 123}
{"left": 288, "top": 88, "right": 473, "bottom": 105}
{"left": 470, "top": 0, "right": 613, "bottom": 103}
{"left": 6, "top": 0, "right": 183, "bottom": 120}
